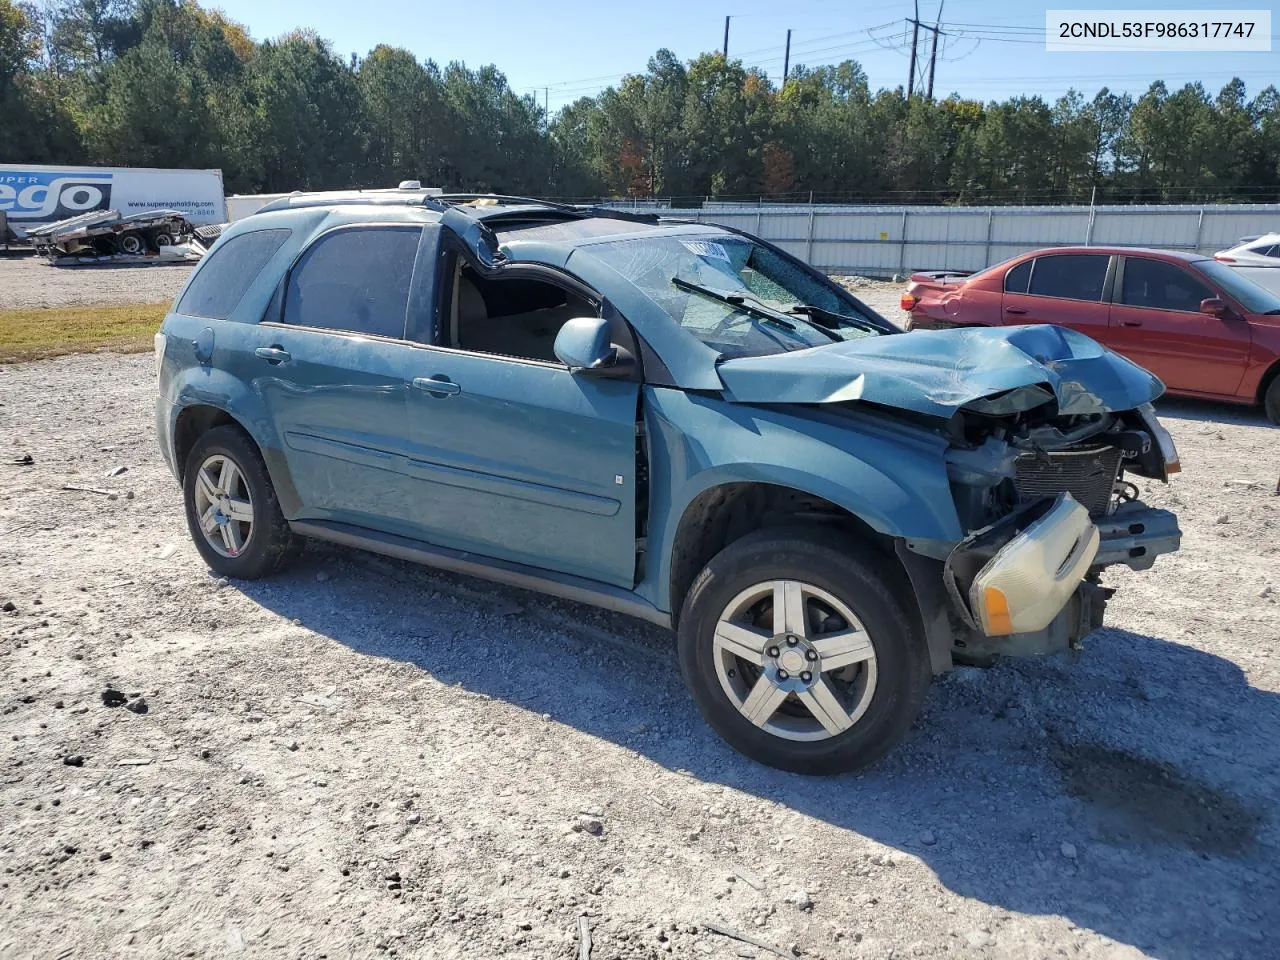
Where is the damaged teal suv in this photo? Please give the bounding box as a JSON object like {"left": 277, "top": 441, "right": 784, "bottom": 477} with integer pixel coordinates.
{"left": 155, "top": 191, "right": 1182, "bottom": 773}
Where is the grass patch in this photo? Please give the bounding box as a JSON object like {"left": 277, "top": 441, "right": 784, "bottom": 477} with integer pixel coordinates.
{"left": 0, "top": 303, "right": 169, "bottom": 363}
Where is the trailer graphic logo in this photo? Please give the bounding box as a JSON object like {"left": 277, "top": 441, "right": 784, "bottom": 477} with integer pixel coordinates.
{"left": 0, "top": 171, "right": 113, "bottom": 221}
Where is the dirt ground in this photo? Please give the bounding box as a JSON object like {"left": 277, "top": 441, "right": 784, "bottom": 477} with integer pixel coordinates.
{"left": 0, "top": 256, "right": 195, "bottom": 309}
{"left": 1, "top": 274, "right": 1279, "bottom": 960}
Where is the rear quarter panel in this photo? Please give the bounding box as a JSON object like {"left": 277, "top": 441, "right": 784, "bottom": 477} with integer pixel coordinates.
{"left": 910, "top": 273, "right": 1004, "bottom": 329}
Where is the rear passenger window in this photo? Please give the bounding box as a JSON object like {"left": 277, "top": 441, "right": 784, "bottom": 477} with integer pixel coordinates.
{"left": 1004, "top": 259, "right": 1032, "bottom": 293}
{"left": 284, "top": 226, "right": 420, "bottom": 339}
{"left": 1028, "top": 254, "right": 1109, "bottom": 301}
{"left": 1121, "top": 258, "right": 1213, "bottom": 312}
{"left": 177, "top": 228, "right": 291, "bottom": 320}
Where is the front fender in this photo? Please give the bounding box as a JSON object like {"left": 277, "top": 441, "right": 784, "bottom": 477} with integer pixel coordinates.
{"left": 639, "top": 387, "right": 962, "bottom": 612}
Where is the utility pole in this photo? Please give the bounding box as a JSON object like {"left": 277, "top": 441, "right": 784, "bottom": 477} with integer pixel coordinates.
{"left": 723, "top": 16, "right": 731, "bottom": 57}
{"left": 926, "top": 0, "right": 944, "bottom": 100}
{"left": 906, "top": 1, "right": 945, "bottom": 100}
{"left": 906, "top": 1, "right": 919, "bottom": 98}
{"left": 782, "top": 29, "right": 792, "bottom": 87}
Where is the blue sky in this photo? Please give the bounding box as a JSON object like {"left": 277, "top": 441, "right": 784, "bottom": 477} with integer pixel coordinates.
{"left": 211, "top": 0, "right": 1279, "bottom": 111}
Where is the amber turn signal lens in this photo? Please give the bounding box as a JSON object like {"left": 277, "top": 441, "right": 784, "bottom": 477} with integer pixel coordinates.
{"left": 982, "top": 586, "right": 1015, "bottom": 636}
{"left": 899, "top": 293, "right": 918, "bottom": 311}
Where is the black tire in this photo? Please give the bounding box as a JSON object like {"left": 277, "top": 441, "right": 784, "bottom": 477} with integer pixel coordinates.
{"left": 1264, "top": 375, "right": 1280, "bottom": 425}
{"left": 148, "top": 228, "right": 175, "bottom": 250}
{"left": 677, "top": 528, "right": 931, "bottom": 775}
{"left": 92, "top": 235, "right": 118, "bottom": 256}
{"left": 182, "top": 425, "right": 301, "bottom": 579}
{"left": 118, "top": 231, "right": 145, "bottom": 255}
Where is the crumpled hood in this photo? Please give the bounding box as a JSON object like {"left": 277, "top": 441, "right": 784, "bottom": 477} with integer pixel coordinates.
{"left": 716, "top": 324, "right": 1164, "bottom": 419}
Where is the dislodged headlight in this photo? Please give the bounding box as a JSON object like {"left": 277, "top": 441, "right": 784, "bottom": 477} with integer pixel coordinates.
{"left": 969, "top": 493, "right": 1100, "bottom": 637}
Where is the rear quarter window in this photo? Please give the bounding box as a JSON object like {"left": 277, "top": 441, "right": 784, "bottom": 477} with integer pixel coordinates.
{"left": 1004, "top": 259, "right": 1032, "bottom": 293}
{"left": 176, "top": 229, "right": 292, "bottom": 320}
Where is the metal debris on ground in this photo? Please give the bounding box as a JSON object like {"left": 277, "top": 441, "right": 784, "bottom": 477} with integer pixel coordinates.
{"left": 576, "top": 916, "right": 592, "bottom": 960}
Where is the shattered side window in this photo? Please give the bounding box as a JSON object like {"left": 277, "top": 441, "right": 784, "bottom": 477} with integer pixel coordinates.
{"left": 177, "top": 228, "right": 292, "bottom": 320}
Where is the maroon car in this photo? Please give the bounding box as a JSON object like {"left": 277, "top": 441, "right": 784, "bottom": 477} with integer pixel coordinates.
{"left": 902, "top": 246, "right": 1280, "bottom": 423}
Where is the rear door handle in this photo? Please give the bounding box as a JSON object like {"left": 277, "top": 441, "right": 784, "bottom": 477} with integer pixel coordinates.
{"left": 255, "top": 346, "right": 291, "bottom": 364}
{"left": 1120, "top": 320, "right": 1143, "bottom": 327}
{"left": 1005, "top": 307, "right": 1028, "bottom": 316}
{"left": 413, "top": 376, "right": 461, "bottom": 397}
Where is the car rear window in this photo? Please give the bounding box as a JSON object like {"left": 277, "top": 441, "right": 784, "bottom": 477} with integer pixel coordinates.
{"left": 1004, "top": 259, "right": 1032, "bottom": 294}
{"left": 1028, "top": 254, "right": 1109, "bottom": 301}
{"left": 1193, "top": 259, "right": 1280, "bottom": 314}
{"left": 176, "top": 228, "right": 292, "bottom": 320}
{"left": 283, "top": 226, "right": 420, "bottom": 339}
{"left": 1120, "top": 258, "right": 1212, "bottom": 312}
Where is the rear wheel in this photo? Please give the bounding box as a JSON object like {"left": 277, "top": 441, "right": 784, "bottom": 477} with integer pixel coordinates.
{"left": 182, "top": 425, "right": 300, "bottom": 579}
{"left": 148, "top": 228, "right": 175, "bottom": 251}
{"left": 118, "top": 231, "right": 145, "bottom": 255}
{"left": 92, "top": 236, "right": 118, "bottom": 256}
{"left": 677, "top": 529, "right": 930, "bottom": 774}
{"left": 1264, "top": 375, "right": 1280, "bottom": 425}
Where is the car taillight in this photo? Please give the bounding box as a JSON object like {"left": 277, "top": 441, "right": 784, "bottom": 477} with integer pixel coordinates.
{"left": 154, "top": 332, "right": 167, "bottom": 382}
{"left": 900, "top": 293, "right": 918, "bottom": 311}
{"left": 1216, "top": 255, "right": 1235, "bottom": 262}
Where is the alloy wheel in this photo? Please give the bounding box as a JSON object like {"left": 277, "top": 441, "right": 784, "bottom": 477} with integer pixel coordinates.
{"left": 192, "top": 454, "right": 255, "bottom": 558}
{"left": 712, "top": 579, "right": 878, "bottom": 742}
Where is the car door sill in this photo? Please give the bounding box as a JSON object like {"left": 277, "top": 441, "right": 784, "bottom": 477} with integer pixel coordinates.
{"left": 289, "top": 519, "right": 671, "bottom": 629}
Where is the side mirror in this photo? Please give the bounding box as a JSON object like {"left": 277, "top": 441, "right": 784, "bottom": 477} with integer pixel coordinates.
{"left": 554, "top": 316, "right": 617, "bottom": 372}
{"left": 1200, "top": 297, "right": 1228, "bottom": 317}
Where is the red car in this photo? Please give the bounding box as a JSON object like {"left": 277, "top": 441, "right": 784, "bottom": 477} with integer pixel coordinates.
{"left": 902, "top": 246, "right": 1280, "bottom": 423}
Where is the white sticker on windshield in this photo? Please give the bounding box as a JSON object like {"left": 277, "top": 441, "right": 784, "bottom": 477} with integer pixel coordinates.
{"left": 681, "top": 240, "right": 731, "bottom": 262}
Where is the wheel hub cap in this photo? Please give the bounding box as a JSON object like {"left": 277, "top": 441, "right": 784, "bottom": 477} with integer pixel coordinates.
{"left": 777, "top": 646, "right": 808, "bottom": 676}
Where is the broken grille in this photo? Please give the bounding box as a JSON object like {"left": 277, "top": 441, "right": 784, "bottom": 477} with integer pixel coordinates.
{"left": 1014, "top": 444, "right": 1123, "bottom": 519}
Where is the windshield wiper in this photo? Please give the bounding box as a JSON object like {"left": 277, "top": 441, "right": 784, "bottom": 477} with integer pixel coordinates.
{"left": 672, "top": 278, "right": 842, "bottom": 343}
{"left": 672, "top": 277, "right": 797, "bottom": 329}
{"left": 788, "top": 303, "right": 885, "bottom": 334}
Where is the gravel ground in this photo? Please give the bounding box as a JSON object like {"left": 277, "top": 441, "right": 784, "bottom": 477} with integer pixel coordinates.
{"left": 0, "top": 256, "right": 195, "bottom": 309}
{"left": 2, "top": 334, "right": 1279, "bottom": 958}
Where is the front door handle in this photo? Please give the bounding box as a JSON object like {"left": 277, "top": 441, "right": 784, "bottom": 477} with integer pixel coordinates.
{"left": 1005, "top": 307, "right": 1028, "bottom": 316}
{"left": 1120, "top": 320, "right": 1143, "bottom": 328}
{"left": 255, "top": 346, "right": 292, "bottom": 364}
{"left": 413, "top": 376, "right": 461, "bottom": 397}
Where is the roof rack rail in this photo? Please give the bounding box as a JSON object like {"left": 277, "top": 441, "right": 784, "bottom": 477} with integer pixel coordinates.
{"left": 435, "top": 193, "right": 581, "bottom": 211}
{"left": 251, "top": 189, "right": 662, "bottom": 225}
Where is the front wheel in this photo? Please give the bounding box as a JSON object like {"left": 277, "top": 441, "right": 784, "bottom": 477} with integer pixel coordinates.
{"left": 1264, "top": 376, "right": 1280, "bottom": 425}
{"left": 182, "top": 425, "right": 300, "bottom": 579}
{"left": 678, "top": 529, "right": 930, "bottom": 774}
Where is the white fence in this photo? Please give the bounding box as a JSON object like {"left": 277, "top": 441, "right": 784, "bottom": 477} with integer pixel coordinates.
{"left": 630, "top": 202, "right": 1280, "bottom": 278}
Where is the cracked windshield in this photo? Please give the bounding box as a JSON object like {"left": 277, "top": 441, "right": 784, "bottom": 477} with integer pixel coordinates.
{"left": 584, "top": 235, "right": 883, "bottom": 356}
